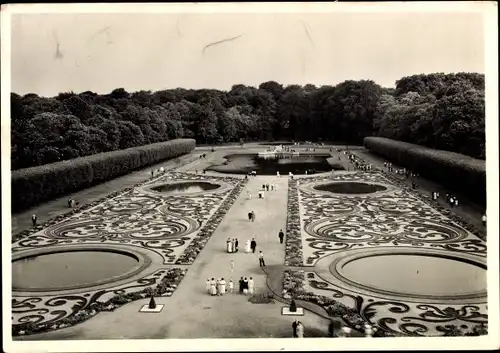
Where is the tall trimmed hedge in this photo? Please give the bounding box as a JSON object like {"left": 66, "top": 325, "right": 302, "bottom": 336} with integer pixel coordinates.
{"left": 11, "top": 139, "right": 196, "bottom": 212}
{"left": 364, "top": 137, "right": 486, "bottom": 205}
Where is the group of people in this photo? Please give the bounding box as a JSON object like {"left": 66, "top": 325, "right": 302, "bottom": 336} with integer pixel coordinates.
{"left": 226, "top": 238, "right": 240, "bottom": 253}
{"left": 445, "top": 193, "right": 460, "bottom": 207}
{"left": 151, "top": 166, "right": 165, "bottom": 177}
{"left": 206, "top": 278, "right": 230, "bottom": 296}
{"left": 67, "top": 198, "right": 79, "bottom": 208}
{"left": 205, "top": 277, "right": 256, "bottom": 296}
{"left": 292, "top": 319, "right": 305, "bottom": 338}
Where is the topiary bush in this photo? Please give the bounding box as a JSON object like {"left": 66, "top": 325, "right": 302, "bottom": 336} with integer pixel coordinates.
{"left": 11, "top": 138, "right": 196, "bottom": 212}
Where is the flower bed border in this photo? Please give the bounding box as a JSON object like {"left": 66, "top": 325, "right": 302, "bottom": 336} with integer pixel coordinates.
{"left": 348, "top": 151, "right": 486, "bottom": 242}
{"left": 381, "top": 171, "right": 486, "bottom": 242}
{"left": 284, "top": 179, "right": 303, "bottom": 266}
{"left": 12, "top": 268, "right": 187, "bottom": 337}
{"left": 11, "top": 153, "right": 201, "bottom": 243}
{"left": 282, "top": 270, "right": 488, "bottom": 337}
{"left": 175, "top": 178, "right": 248, "bottom": 264}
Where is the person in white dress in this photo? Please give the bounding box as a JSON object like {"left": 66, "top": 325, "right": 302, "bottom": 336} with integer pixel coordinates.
{"left": 243, "top": 278, "right": 249, "bottom": 295}
{"left": 230, "top": 260, "right": 235, "bottom": 273}
{"left": 245, "top": 240, "right": 252, "bottom": 253}
{"left": 220, "top": 278, "right": 226, "bottom": 295}
{"left": 210, "top": 278, "right": 217, "bottom": 296}
{"left": 277, "top": 171, "right": 280, "bottom": 177}
{"left": 227, "top": 238, "right": 233, "bottom": 253}
{"left": 297, "top": 321, "right": 304, "bottom": 338}
{"left": 229, "top": 279, "right": 234, "bottom": 293}
{"left": 205, "top": 279, "right": 211, "bottom": 294}
{"left": 248, "top": 277, "right": 255, "bottom": 295}
{"left": 216, "top": 279, "right": 222, "bottom": 296}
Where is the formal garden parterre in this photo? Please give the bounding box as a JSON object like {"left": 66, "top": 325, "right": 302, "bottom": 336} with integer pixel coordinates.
{"left": 283, "top": 171, "right": 488, "bottom": 337}
{"left": 12, "top": 169, "right": 247, "bottom": 337}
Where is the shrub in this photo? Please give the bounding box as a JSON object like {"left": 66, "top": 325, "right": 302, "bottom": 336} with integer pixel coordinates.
{"left": 11, "top": 139, "right": 196, "bottom": 212}
{"left": 364, "top": 137, "right": 486, "bottom": 205}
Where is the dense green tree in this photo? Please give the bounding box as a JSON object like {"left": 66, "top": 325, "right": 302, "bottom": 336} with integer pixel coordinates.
{"left": 11, "top": 72, "right": 485, "bottom": 169}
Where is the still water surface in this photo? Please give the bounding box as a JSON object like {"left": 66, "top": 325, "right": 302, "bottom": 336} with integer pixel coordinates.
{"left": 13, "top": 251, "right": 139, "bottom": 290}
{"left": 151, "top": 182, "right": 220, "bottom": 194}
{"left": 206, "top": 153, "right": 334, "bottom": 175}
{"left": 341, "top": 254, "right": 486, "bottom": 296}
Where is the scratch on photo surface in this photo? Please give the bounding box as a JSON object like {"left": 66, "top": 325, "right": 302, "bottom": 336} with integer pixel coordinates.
{"left": 202, "top": 34, "right": 244, "bottom": 56}
{"left": 53, "top": 31, "right": 63, "bottom": 59}
{"left": 88, "top": 26, "right": 113, "bottom": 44}
{"left": 301, "top": 21, "right": 315, "bottom": 49}
{"left": 176, "top": 18, "right": 183, "bottom": 37}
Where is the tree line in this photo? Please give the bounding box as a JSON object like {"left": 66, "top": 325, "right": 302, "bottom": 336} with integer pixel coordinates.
{"left": 11, "top": 72, "right": 485, "bottom": 170}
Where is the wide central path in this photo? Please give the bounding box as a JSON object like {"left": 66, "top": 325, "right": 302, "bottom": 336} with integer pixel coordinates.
{"left": 19, "top": 175, "right": 329, "bottom": 340}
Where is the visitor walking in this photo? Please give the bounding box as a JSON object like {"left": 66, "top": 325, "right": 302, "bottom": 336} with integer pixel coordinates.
{"left": 230, "top": 260, "right": 235, "bottom": 273}
{"left": 258, "top": 251, "right": 266, "bottom": 267}
{"left": 245, "top": 239, "right": 252, "bottom": 253}
{"left": 243, "top": 277, "right": 249, "bottom": 295}
{"left": 229, "top": 279, "right": 234, "bottom": 293}
{"left": 31, "top": 214, "right": 37, "bottom": 228}
{"left": 216, "top": 279, "right": 222, "bottom": 296}
{"left": 220, "top": 278, "right": 226, "bottom": 295}
{"left": 248, "top": 212, "right": 253, "bottom": 221}
{"left": 235, "top": 238, "right": 239, "bottom": 252}
{"left": 210, "top": 278, "right": 217, "bottom": 296}
{"left": 251, "top": 238, "right": 257, "bottom": 253}
{"left": 239, "top": 277, "right": 244, "bottom": 293}
{"left": 297, "top": 321, "right": 304, "bottom": 338}
{"left": 278, "top": 229, "right": 285, "bottom": 244}
{"left": 482, "top": 214, "right": 487, "bottom": 226}
{"left": 206, "top": 279, "right": 211, "bottom": 294}
{"left": 292, "top": 319, "right": 298, "bottom": 338}
{"left": 248, "top": 277, "right": 255, "bottom": 295}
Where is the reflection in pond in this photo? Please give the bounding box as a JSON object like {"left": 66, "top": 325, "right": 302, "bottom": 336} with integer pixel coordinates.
{"left": 12, "top": 250, "right": 139, "bottom": 290}
{"left": 151, "top": 182, "right": 220, "bottom": 194}
{"left": 206, "top": 153, "right": 334, "bottom": 175}
{"left": 314, "top": 182, "right": 387, "bottom": 194}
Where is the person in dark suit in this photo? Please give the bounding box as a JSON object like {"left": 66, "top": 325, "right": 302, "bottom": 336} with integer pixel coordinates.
{"left": 250, "top": 238, "right": 257, "bottom": 253}
{"left": 292, "top": 319, "right": 298, "bottom": 338}
{"left": 239, "top": 277, "right": 244, "bottom": 294}
{"left": 278, "top": 230, "right": 285, "bottom": 244}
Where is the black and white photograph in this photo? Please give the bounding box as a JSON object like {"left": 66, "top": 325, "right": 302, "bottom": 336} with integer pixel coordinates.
{"left": 2, "top": 2, "right": 499, "bottom": 352}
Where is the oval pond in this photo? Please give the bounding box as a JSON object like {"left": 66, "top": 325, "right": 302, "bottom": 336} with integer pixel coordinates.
{"left": 12, "top": 250, "right": 140, "bottom": 291}
{"left": 340, "top": 254, "right": 487, "bottom": 297}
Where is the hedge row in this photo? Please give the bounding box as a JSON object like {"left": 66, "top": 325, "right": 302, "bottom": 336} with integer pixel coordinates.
{"left": 11, "top": 139, "right": 196, "bottom": 212}
{"left": 363, "top": 137, "right": 486, "bottom": 205}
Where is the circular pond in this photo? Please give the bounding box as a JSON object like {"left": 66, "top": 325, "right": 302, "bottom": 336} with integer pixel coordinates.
{"left": 151, "top": 181, "right": 220, "bottom": 194}
{"left": 339, "top": 254, "right": 487, "bottom": 298}
{"left": 12, "top": 250, "right": 140, "bottom": 291}
{"left": 314, "top": 182, "right": 387, "bottom": 194}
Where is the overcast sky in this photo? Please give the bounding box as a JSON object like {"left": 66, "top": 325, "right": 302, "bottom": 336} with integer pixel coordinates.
{"left": 9, "top": 7, "right": 486, "bottom": 97}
